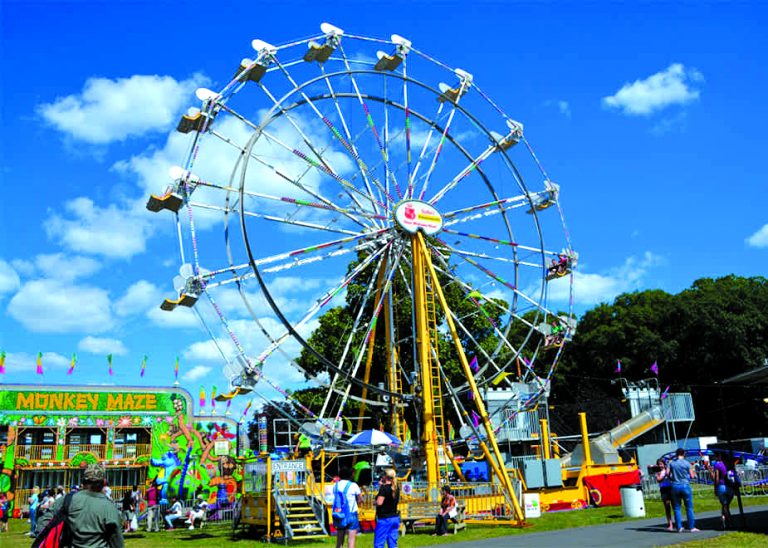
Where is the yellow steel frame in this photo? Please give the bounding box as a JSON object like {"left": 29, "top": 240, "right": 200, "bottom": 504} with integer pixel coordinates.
{"left": 412, "top": 232, "right": 525, "bottom": 523}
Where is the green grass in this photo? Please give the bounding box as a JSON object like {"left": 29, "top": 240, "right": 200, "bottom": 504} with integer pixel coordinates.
{"left": 668, "top": 532, "right": 768, "bottom": 548}
{"left": 1, "top": 497, "right": 766, "bottom": 547}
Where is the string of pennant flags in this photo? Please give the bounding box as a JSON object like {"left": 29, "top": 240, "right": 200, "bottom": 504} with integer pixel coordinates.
{"left": 0, "top": 350, "right": 176, "bottom": 378}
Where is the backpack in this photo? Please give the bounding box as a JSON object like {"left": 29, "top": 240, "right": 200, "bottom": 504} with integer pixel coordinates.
{"left": 32, "top": 493, "right": 74, "bottom": 548}
{"left": 332, "top": 481, "right": 352, "bottom": 528}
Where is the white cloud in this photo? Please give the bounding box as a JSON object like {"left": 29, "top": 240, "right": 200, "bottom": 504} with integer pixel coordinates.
{"left": 184, "top": 339, "right": 228, "bottom": 362}
{"left": 78, "top": 336, "right": 128, "bottom": 356}
{"left": 7, "top": 279, "right": 114, "bottom": 333}
{"left": 115, "top": 280, "right": 163, "bottom": 316}
{"left": 548, "top": 252, "right": 663, "bottom": 306}
{"left": 602, "top": 64, "right": 702, "bottom": 116}
{"left": 182, "top": 364, "right": 212, "bottom": 381}
{"left": 147, "top": 305, "right": 199, "bottom": 328}
{"left": 34, "top": 253, "right": 102, "bottom": 281}
{"left": 44, "top": 197, "right": 154, "bottom": 259}
{"left": 0, "top": 259, "right": 20, "bottom": 294}
{"left": 545, "top": 99, "right": 571, "bottom": 118}
{"left": 38, "top": 74, "right": 208, "bottom": 144}
{"left": 746, "top": 224, "right": 768, "bottom": 248}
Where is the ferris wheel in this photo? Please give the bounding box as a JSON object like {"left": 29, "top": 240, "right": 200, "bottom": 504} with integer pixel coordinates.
{"left": 148, "top": 24, "right": 576, "bottom": 473}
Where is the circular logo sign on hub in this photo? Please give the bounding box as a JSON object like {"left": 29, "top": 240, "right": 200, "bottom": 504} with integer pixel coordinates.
{"left": 394, "top": 200, "right": 443, "bottom": 235}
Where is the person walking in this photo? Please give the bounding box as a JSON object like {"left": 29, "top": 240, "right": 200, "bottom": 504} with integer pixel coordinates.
{"left": 333, "top": 467, "right": 363, "bottom": 548}
{"left": 710, "top": 455, "right": 735, "bottom": 529}
{"left": 374, "top": 469, "right": 400, "bottom": 548}
{"left": 654, "top": 458, "right": 674, "bottom": 530}
{"left": 668, "top": 448, "right": 699, "bottom": 533}
{"left": 432, "top": 485, "right": 457, "bottom": 537}
{"left": 45, "top": 464, "right": 124, "bottom": 547}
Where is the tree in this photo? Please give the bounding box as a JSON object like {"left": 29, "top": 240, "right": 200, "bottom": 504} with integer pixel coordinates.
{"left": 555, "top": 276, "right": 768, "bottom": 438}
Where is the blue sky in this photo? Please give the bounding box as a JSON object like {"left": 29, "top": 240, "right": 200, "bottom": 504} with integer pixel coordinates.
{"left": 1, "top": 1, "right": 766, "bottom": 418}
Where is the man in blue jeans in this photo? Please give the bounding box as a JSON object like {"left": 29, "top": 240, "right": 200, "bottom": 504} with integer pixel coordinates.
{"left": 668, "top": 448, "right": 700, "bottom": 532}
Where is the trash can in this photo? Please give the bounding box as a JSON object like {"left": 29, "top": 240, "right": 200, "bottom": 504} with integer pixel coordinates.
{"left": 619, "top": 484, "right": 645, "bottom": 518}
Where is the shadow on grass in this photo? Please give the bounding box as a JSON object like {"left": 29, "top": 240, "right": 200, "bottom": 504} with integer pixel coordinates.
{"left": 178, "top": 532, "right": 218, "bottom": 541}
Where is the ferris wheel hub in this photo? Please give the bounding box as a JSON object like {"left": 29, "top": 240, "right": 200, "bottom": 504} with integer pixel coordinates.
{"left": 393, "top": 200, "right": 443, "bottom": 236}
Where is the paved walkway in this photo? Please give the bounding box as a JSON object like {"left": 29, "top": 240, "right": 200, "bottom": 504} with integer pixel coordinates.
{"left": 451, "top": 505, "right": 768, "bottom": 547}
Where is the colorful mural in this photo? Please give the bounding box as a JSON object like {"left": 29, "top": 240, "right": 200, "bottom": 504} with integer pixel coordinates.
{"left": 0, "top": 385, "right": 244, "bottom": 514}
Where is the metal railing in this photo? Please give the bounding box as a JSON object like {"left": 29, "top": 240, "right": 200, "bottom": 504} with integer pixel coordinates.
{"left": 66, "top": 444, "right": 107, "bottom": 459}
{"left": 112, "top": 444, "right": 151, "bottom": 459}
{"left": 641, "top": 465, "right": 768, "bottom": 499}
{"left": 15, "top": 445, "right": 57, "bottom": 461}
{"left": 397, "top": 480, "right": 520, "bottom": 519}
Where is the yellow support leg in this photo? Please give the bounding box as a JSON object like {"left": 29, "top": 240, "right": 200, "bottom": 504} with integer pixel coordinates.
{"left": 411, "top": 235, "right": 440, "bottom": 500}
{"left": 417, "top": 232, "right": 525, "bottom": 523}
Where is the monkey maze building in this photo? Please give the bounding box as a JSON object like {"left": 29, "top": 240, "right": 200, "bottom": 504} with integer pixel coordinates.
{"left": 0, "top": 385, "right": 245, "bottom": 513}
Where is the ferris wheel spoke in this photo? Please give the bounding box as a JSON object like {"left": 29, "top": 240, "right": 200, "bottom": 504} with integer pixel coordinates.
{"left": 207, "top": 126, "right": 371, "bottom": 230}
{"left": 254, "top": 241, "right": 393, "bottom": 369}
{"left": 406, "top": 100, "right": 447, "bottom": 198}
{"left": 440, "top": 234, "right": 550, "bottom": 270}
{"left": 427, "top": 141, "right": 500, "bottom": 205}
{"left": 256, "top": 126, "right": 388, "bottom": 216}
{"left": 188, "top": 201, "right": 362, "bottom": 236}
{"left": 270, "top": 56, "right": 392, "bottom": 220}
{"left": 416, "top": 83, "right": 471, "bottom": 201}
{"left": 327, "top": 246, "right": 405, "bottom": 421}
{"left": 316, "top": 63, "right": 398, "bottom": 209}
{"left": 335, "top": 43, "right": 402, "bottom": 198}
{"left": 250, "top": 82, "right": 378, "bottom": 217}
{"left": 184, "top": 168, "right": 388, "bottom": 226}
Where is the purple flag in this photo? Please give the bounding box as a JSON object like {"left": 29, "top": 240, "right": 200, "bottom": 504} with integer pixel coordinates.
{"left": 614, "top": 360, "right": 622, "bottom": 374}
{"left": 469, "top": 356, "right": 479, "bottom": 373}
{"left": 470, "top": 411, "right": 481, "bottom": 428}
{"left": 650, "top": 361, "right": 659, "bottom": 376}
{"left": 660, "top": 385, "right": 670, "bottom": 400}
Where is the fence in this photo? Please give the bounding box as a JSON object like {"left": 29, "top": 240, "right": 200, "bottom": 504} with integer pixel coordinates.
{"left": 641, "top": 465, "right": 768, "bottom": 499}
{"left": 112, "top": 498, "right": 237, "bottom": 530}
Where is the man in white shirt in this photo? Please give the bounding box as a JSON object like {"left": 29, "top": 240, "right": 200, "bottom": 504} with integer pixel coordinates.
{"left": 164, "top": 497, "right": 183, "bottom": 530}
{"left": 333, "top": 468, "right": 363, "bottom": 548}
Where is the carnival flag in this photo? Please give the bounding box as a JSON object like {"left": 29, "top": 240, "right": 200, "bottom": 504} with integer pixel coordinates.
{"left": 199, "top": 386, "right": 206, "bottom": 410}
{"left": 240, "top": 399, "right": 253, "bottom": 423}
{"left": 614, "top": 360, "right": 622, "bottom": 374}
{"left": 36, "top": 352, "right": 43, "bottom": 375}
{"left": 107, "top": 354, "right": 114, "bottom": 376}
{"left": 650, "top": 361, "right": 659, "bottom": 376}
{"left": 0, "top": 350, "right": 6, "bottom": 374}
{"left": 174, "top": 356, "right": 179, "bottom": 385}
{"left": 469, "top": 356, "right": 479, "bottom": 373}
{"left": 140, "top": 355, "right": 147, "bottom": 378}
{"left": 225, "top": 398, "right": 232, "bottom": 415}
{"left": 67, "top": 353, "right": 76, "bottom": 375}
{"left": 211, "top": 386, "right": 217, "bottom": 413}
{"left": 470, "top": 410, "right": 481, "bottom": 428}
{"left": 661, "top": 385, "right": 670, "bottom": 400}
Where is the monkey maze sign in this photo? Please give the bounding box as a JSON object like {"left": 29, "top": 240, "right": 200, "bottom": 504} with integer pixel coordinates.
{"left": 0, "top": 389, "right": 181, "bottom": 415}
